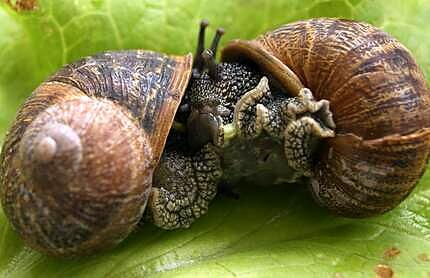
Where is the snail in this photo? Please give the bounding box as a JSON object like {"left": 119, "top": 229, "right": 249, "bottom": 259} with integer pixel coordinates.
{"left": 0, "top": 18, "right": 429, "bottom": 257}
{"left": 188, "top": 18, "right": 430, "bottom": 218}
{"left": 0, "top": 26, "right": 222, "bottom": 256}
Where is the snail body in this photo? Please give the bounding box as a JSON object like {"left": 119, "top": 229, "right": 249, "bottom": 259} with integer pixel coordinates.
{"left": 0, "top": 18, "right": 429, "bottom": 257}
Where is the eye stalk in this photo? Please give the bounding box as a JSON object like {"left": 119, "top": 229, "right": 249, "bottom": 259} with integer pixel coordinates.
{"left": 192, "top": 19, "right": 225, "bottom": 80}
{"left": 192, "top": 19, "right": 209, "bottom": 76}
{"left": 209, "top": 28, "right": 225, "bottom": 60}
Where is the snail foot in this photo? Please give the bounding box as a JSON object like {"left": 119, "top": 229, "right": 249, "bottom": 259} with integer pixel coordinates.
{"left": 146, "top": 144, "right": 222, "bottom": 229}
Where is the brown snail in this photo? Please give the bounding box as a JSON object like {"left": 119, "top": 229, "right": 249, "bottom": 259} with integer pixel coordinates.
{"left": 217, "top": 18, "right": 430, "bottom": 217}
{"left": 0, "top": 51, "right": 197, "bottom": 256}
{"left": 0, "top": 18, "right": 429, "bottom": 257}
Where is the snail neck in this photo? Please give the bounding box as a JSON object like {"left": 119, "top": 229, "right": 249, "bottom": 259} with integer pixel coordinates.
{"left": 186, "top": 62, "right": 263, "bottom": 150}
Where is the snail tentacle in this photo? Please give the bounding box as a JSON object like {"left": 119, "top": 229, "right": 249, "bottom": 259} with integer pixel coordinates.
{"left": 192, "top": 19, "right": 209, "bottom": 77}
{"left": 187, "top": 108, "right": 225, "bottom": 151}
{"left": 284, "top": 117, "right": 335, "bottom": 176}
{"left": 146, "top": 144, "right": 222, "bottom": 230}
{"left": 187, "top": 62, "right": 262, "bottom": 150}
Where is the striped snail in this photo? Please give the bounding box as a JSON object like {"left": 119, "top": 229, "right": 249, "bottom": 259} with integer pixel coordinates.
{"left": 0, "top": 30, "right": 223, "bottom": 256}
{"left": 216, "top": 18, "right": 430, "bottom": 216}
{"left": 0, "top": 18, "right": 429, "bottom": 257}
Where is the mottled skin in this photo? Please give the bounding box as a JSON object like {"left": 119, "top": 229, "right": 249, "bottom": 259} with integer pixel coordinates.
{"left": 147, "top": 144, "right": 221, "bottom": 229}
{"left": 141, "top": 23, "right": 338, "bottom": 230}
{"left": 149, "top": 62, "right": 336, "bottom": 229}
{"left": 184, "top": 65, "right": 334, "bottom": 186}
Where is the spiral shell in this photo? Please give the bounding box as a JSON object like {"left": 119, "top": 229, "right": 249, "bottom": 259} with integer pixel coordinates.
{"left": 0, "top": 50, "right": 192, "bottom": 256}
{"left": 222, "top": 18, "right": 430, "bottom": 217}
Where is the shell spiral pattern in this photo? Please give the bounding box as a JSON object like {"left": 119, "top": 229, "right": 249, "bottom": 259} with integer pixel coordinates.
{"left": 0, "top": 50, "right": 192, "bottom": 256}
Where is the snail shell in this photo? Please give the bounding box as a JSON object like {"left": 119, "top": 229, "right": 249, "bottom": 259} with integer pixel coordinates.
{"left": 0, "top": 51, "right": 192, "bottom": 256}
{"left": 222, "top": 18, "right": 430, "bottom": 217}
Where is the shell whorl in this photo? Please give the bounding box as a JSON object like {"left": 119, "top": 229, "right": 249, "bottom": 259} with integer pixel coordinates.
{"left": 1, "top": 83, "right": 153, "bottom": 256}
{"left": 0, "top": 51, "right": 192, "bottom": 256}
{"left": 222, "top": 18, "right": 430, "bottom": 217}
{"left": 20, "top": 120, "right": 83, "bottom": 188}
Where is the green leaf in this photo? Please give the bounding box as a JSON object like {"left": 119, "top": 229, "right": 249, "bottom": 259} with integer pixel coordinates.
{"left": 1, "top": 0, "right": 430, "bottom": 277}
